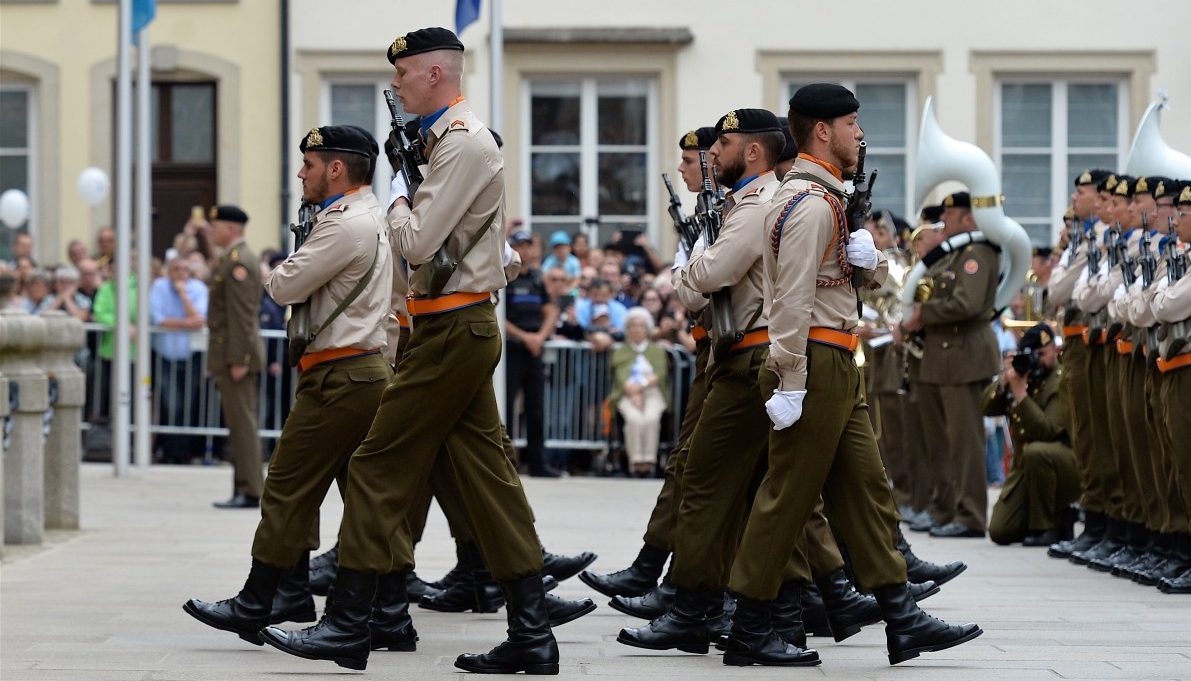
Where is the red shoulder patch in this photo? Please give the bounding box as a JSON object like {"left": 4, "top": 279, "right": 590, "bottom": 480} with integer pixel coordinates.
{"left": 232, "top": 264, "right": 250, "bottom": 281}
{"left": 963, "top": 259, "right": 979, "bottom": 275}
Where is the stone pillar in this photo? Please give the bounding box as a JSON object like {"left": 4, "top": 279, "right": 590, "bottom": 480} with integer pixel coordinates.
{"left": 40, "top": 311, "right": 86, "bottom": 530}
{"left": 0, "top": 308, "right": 49, "bottom": 545}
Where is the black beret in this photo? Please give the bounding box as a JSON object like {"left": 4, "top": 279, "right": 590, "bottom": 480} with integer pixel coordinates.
{"left": 299, "top": 125, "right": 379, "bottom": 159}
{"left": 1113, "top": 175, "right": 1135, "bottom": 198}
{"left": 920, "top": 204, "right": 944, "bottom": 223}
{"left": 1175, "top": 180, "right": 1191, "bottom": 206}
{"left": 942, "top": 192, "right": 971, "bottom": 209}
{"left": 209, "top": 205, "right": 248, "bottom": 224}
{"left": 490, "top": 129, "right": 504, "bottom": 149}
{"left": 1033, "top": 246, "right": 1054, "bottom": 258}
{"left": 679, "top": 127, "right": 718, "bottom": 151}
{"left": 1019, "top": 323, "right": 1056, "bottom": 353}
{"left": 1134, "top": 176, "right": 1170, "bottom": 196}
{"left": 387, "top": 27, "right": 464, "bottom": 64}
{"left": 1074, "top": 168, "right": 1113, "bottom": 188}
{"left": 714, "top": 108, "right": 783, "bottom": 136}
{"left": 1152, "top": 178, "right": 1178, "bottom": 200}
{"left": 789, "top": 83, "right": 860, "bottom": 119}
{"left": 1097, "top": 174, "right": 1120, "bottom": 193}
{"left": 777, "top": 121, "right": 798, "bottom": 162}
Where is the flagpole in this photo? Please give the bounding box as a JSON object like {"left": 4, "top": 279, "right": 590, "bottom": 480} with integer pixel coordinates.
{"left": 113, "top": 0, "right": 134, "bottom": 477}
{"left": 489, "top": 0, "right": 508, "bottom": 422}
{"left": 134, "top": 26, "right": 152, "bottom": 468}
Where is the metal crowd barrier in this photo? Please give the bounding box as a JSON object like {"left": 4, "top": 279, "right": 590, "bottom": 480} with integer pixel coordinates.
{"left": 78, "top": 324, "right": 695, "bottom": 464}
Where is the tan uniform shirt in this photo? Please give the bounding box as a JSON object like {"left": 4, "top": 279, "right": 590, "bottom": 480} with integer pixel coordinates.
{"left": 1126, "top": 233, "right": 1167, "bottom": 328}
{"left": 1153, "top": 246, "right": 1191, "bottom": 324}
{"left": 1048, "top": 221, "right": 1095, "bottom": 313}
{"left": 764, "top": 157, "right": 888, "bottom": 392}
{"left": 207, "top": 237, "right": 264, "bottom": 372}
{"left": 1073, "top": 222, "right": 1112, "bottom": 313}
{"left": 679, "top": 172, "right": 777, "bottom": 339}
{"left": 390, "top": 100, "right": 506, "bottom": 297}
{"left": 266, "top": 189, "right": 392, "bottom": 354}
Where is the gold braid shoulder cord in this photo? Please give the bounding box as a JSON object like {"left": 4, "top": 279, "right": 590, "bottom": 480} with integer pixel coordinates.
{"left": 770, "top": 184, "right": 854, "bottom": 287}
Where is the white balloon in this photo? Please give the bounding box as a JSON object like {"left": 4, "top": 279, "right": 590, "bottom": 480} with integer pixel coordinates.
{"left": 77, "top": 167, "right": 111, "bottom": 207}
{"left": 0, "top": 189, "right": 30, "bottom": 228}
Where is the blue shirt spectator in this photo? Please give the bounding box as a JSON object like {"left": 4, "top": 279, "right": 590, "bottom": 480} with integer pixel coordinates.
{"left": 575, "top": 279, "right": 627, "bottom": 333}
{"left": 150, "top": 263, "right": 208, "bottom": 361}
{"left": 542, "top": 230, "right": 582, "bottom": 287}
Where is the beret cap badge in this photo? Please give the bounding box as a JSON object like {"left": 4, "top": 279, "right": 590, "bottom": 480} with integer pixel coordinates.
{"left": 683, "top": 130, "right": 699, "bottom": 147}
{"left": 1180, "top": 185, "right": 1191, "bottom": 203}
{"left": 722, "top": 110, "right": 739, "bottom": 131}
{"left": 1078, "top": 170, "right": 1092, "bottom": 185}
{"left": 305, "top": 127, "right": 324, "bottom": 148}
{"left": 391, "top": 35, "right": 407, "bottom": 56}
{"left": 1136, "top": 177, "right": 1149, "bottom": 194}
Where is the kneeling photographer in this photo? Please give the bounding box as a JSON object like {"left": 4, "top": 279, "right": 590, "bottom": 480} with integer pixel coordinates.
{"left": 985, "top": 323, "right": 1079, "bottom": 547}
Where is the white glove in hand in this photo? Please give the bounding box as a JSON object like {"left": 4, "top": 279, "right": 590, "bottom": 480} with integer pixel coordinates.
{"left": 673, "top": 242, "right": 690, "bottom": 270}
{"left": 1113, "top": 283, "right": 1126, "bottom": 299}
{"left": 502, "top": 241, "right": 515, "bottom": 268}
{"left": 846, "top": 229, "right": 879, "bottom": 270}
{"left": 765, "top": 389, "right": 807, "bottom": 430}
{"left": 390, "top": 172, "right": 410, "bottom": 201}
{"left": 1058, "top": 249, "right": 1072, "bottom": 269}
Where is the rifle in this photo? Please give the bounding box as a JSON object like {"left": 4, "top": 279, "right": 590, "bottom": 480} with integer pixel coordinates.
{"left": 383, "top": 89, "right": 425, "bottom": 203}
{"left": 845, "top": 141, "right": 879, "bottom": 291}
{"left": 662, "top": 173, "right": 699, "bottom": 253}
{"left": 285, "top": 203, "right": 317, "bottom": 366}
{"left": 1139, "top": 217, "right": 1160, "bottom": 357}
{"left": 1162, "top": 227, "right": 1189, "bottom": 360}
{"left": 1118, "top": 214, "right": 1144, "bottom": 287}
{"left": 695, "top": 151, "right": 738, "bottom": 360}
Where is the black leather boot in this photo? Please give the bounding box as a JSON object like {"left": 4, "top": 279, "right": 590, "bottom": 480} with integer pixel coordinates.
{"left": 1154, "top": 534, "right": 1191, "bottom": 588}
{"left": 454, "top": 573, "right": 560, "bottom": 675}
{"left": 370, "top": 571, "right": 417, "bottom": 652}
{"left": 1090, "top": 522, "right": 1144, "bottom": 572}
{"left": 771, "top": 580, "right": 808, "bottom": 648}
{"left": 545, "top": 593, "right": 596, "bottom": 627}
{"left": 426, "top": 541, "right": 469, "bottom": 591}
{"left": 578, "top": 543, "right": 668, "bottom": 598}
{"left": 270, "top": 551, "right": 317, "bottom": 624}
{"left": 608, "top": 577, "right": 676, "bottom": 619}
{"left": 184, "top": 559, "right": 283, "bottom": 645}
{"left": 721, "top": 594, "right": 820, "bottom": 667}
{"left": 419, "top": 541, "right": 504, "bottom": 613}
{"left": 1131, "top": 534, "right": 1171, "bottom": 585}
{"left": 909, "top": 580, "right": 940, "bottom": 602}
{"left": 1070, "top": 516, "right": 1125, "bottom": 565}
{"left": 259, "top": 567, "right": 376, "bottom": 670}
{"left": 873, "top": 582, "right": 982, "bottom": 665}
{"left": 541, "top": 545, "right": 597, "bottom": 583}
{"left": 799, "top": 585, "right": 832, "bottom": 637}
{"left": 406, "top": 571, "right": 439, "bottom": 600}
{"left": 1050, "top": 510, "right": 1105, "bottom": 558}
{"left": 1114, "top": 528, "right": 1157, "bottom": 578}
{"left": 815, "top": 568, "right": 882, "bottom": 642}
{"left": 308, "top": 543, "right": 338, "bottom": 597}
{"left": 617, "top": 588, "right": 716, "bottom": 654}
{"left": 898, "top": 528, "right": 967, "bottom": 586}
{"left": 1158, "top": 566, "right": 1191, "bottom": 594}
{"left": 706, "top": 592, "right": 731, "bottom": 649}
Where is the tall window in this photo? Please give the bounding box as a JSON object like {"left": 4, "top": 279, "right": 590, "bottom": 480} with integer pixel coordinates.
{"left": 784, "top": 78, "right": 915, "bottom": 220}
{"left": 995, "top": 79, "right": 1125, "bottom": 246}
{"left": 323, "top": 80, "right": 407, "bottom": 206}
{"left": 524, "top": 78, "right": 655, "bottom": 246}
{"left": 0, "top": 85, "right": 33, "bottom": 259}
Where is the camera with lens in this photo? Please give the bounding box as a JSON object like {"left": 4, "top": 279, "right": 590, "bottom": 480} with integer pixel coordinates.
{"left": 1010, "top": 348, "right": 1039, "bottom": 377}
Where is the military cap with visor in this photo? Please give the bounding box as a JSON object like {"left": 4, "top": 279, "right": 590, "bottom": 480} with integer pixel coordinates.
{"left": 714, "top": 108, "right": 783, "bottom": 136}
{"left": 387, "top": 27, "right": 464, "bottom": 64}
{"left": 679, "top": 127, "right": 719, "bottom": 151}
{"left": 789, "top": 83, "right": 861, "bottom": 119}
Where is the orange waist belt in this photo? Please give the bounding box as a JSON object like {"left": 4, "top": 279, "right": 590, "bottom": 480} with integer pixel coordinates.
{"left": 392, "top": 312, "right": 410, "bottom": 329}
{"left": 1157, "top": 353, "right": 1191, "bottom": 373}
{"left": 298, "top": 347, "right": 377, "bottom": 373}
{"left": 406, "top": 291, "right": 490, "bottom": 317}
{"left": 808, "top": 327, "right": 860, "bottom": 352}
{"left": 691, "top": 324, "right": 708, "bottom": 341}
{"left": 1063, "top": 325, "right": 1088, "bottom": 339}
{"left": 731, "top": 328, "right": 770, "bottom": 352}
{"left": 1115, "top": 339, "right": 1135, "bottom": 354}
{"left": 1082, "top": 328, "right": 1107, "bottom": 346}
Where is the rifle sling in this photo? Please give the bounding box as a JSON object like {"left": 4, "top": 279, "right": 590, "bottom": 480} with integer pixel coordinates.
{"left": 309, "top": 234, "right": 380, "bottom": 341}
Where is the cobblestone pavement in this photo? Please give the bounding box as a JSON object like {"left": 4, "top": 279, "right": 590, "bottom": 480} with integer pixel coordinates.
{"left": 2, "top": 464, "right": 1190, "bottom": 680}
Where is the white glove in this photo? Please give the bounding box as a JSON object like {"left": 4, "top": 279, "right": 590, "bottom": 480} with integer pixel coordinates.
{"left": 846, "top": 229, "right": 879, "bottom": 270}
{"left": 1076, "top": 266, "right": 1089, "bottom": 287}
{"left": 673, "top": 242, "right": 690, "bottom": 270}
{"left": 1058, "top": 249, "right": 1071, "bottom": 269}
{"left": 1129, "top": 277, "right": 1143, "bottom": 293}
{"left": 765, "top": 389, "right": 807, "bottom": 430}
{"left": 502, "top": 241, "right": 515, "bottom": 268}
{"left": 1113, "top": 283, "right": 1126, "bottom": 300}
{"left": 389, "top": 172, "right": 410, "bottom": 201}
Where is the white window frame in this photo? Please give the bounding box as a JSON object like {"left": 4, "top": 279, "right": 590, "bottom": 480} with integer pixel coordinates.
{"left": 0, "top": 83, "right": 36, "bottom": 240}
{"left": 993, "top": 77, "right": 1128, "bottom": 245}
{"left": 319, "top": 78, "right": 398, "bottom": 207}
{"left": 521, "top": 76, "right": 658, "bottom": 245}
{"left": 780, "top": 75, "right": 916, "bottom": 219}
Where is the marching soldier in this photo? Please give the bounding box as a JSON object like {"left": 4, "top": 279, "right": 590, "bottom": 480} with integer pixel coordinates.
{"left": 206, "top": 205, "right": 265, "bottom": 509}
{"left": 901, "top": 191, "right": 1001, "bottom": 539}
{"left": 985, "top": 323, "right": 1078, "bottom": 546}
{"left": 580, "top": 125, "right": 718, "bottom": 599}
{"left": 725, "top": 83, "right": 981, "bottom": 666}
{"left": 258, "top": 28, "right": 559, "bottom": 675}
{"left": 184, "top": 125, "right": 398, "bottom": 652}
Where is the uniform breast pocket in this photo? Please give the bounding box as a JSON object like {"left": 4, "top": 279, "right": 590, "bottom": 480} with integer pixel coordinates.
{"left": 347, "top": 368, "right": 389, "bottom": 384}
{"left": 469, "top": 321, "right": 498, "bottom": 338}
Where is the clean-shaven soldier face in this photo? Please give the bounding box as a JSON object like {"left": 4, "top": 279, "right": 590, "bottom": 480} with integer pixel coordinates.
{"left": 678, "top": 150, "right": 703, "bottom": 193}
{"left": 1155, "top": 195, "right": 1175, "bottom": 234}
{"left": 1096, "top": 191, "right": 1114, "bottom": 224}
{"left": 1071, "top": 184, "right": 1098, "bottom": 220}
{"left": 1129, "top": 192, "right": 1156, "bottom": 229}
{"left": 391, "top": 53, "right": 434, "bottom": 116}
{"left": 1110, "top": 195, "right": 1131, "bottom": 227}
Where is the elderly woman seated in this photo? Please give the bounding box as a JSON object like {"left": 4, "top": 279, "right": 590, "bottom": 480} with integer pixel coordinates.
{"left": 608, "top": 306, "right": 670, "bottom": 477}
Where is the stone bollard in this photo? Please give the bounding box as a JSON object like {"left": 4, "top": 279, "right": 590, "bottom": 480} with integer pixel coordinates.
{"left": 40, "top": 311, "right": 86, "bottom": 530}
{"left": 0, "top": 308, "right": 49, "bottom": 545}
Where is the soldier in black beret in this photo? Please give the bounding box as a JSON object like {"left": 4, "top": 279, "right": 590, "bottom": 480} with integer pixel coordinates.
{"left": 297, "top": 125, "right": 379, "bottom": 205}
{"left": 386, "top": 27, "right": 465, "bottom": 64}
{"left": 710, "top": 108, "right": 785, "bottom": 190}
{"left": 676, "top": 126, "right": 719, "bottom": 193}
{"left": 786, "top": 83, "right": 863, "bottom": 178}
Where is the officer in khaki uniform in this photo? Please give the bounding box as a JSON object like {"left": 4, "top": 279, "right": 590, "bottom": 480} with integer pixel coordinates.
{"left": 580, "top": 126, "right": 717, "bottom": 600}
{"left": 183, "top": 125, "right": 397, "bottom": 650}
{"left": 1045, "top": 168, "right": 1113, "bottom": 558}
{"left": 903, "top": 191, "right": 1000, "bottom": 538}
{"left": 259, "top": 29, "right": 557, "bottom": 676}
{"left": 206, "top": 205, "right": 265, "bottom": 509}
{"left": 985, "top": 324, "right": 1078, "bottom": 546}
{"left": 726, "top": 84, "right": 981, "bottom": 667}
